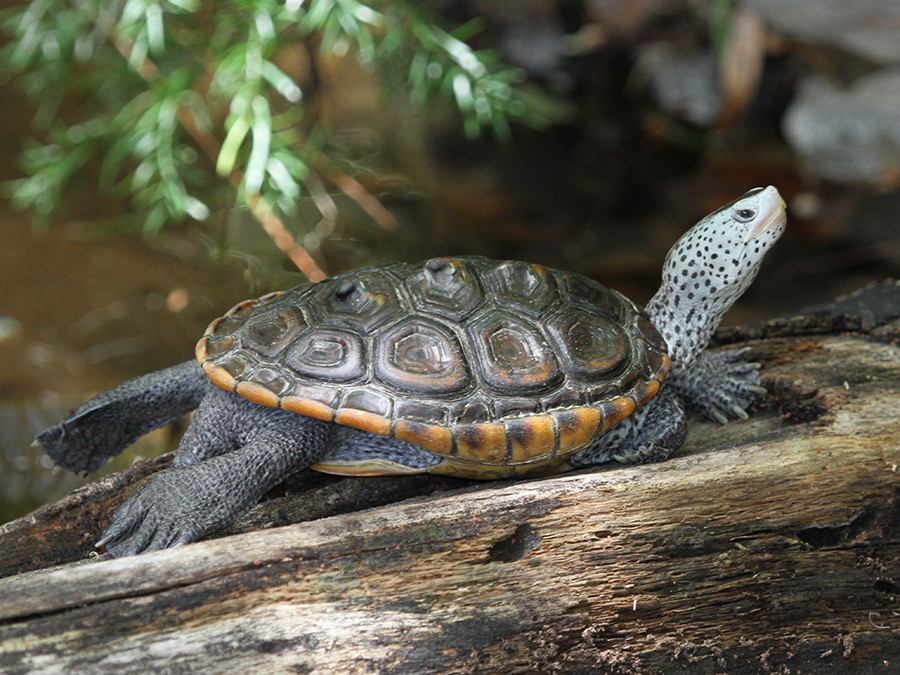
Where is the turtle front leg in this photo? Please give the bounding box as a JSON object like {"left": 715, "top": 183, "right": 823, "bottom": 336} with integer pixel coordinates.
{"left": 669, "top": 348, "right": 767, "bottom": 424}
{"left": 98, "top": 390, "right": 334, "bottom": 557}
{"left": 568, "top": 387, "right": 687, "bottom": 467}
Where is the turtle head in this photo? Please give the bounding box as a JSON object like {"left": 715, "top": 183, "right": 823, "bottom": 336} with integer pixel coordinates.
{"left": 661, "top": 186, "right": 786, "bottom": 305}
{"left": 646, "top": 186, "right": 786, "bottom": 372}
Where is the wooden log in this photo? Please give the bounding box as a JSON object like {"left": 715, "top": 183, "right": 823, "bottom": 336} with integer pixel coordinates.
{"left": 1, "top": 286, "right": 899, "bottom": 674}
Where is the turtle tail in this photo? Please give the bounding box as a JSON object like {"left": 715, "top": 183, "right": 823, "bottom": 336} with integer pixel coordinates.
{"left": 34, "top": 360, "right": 210, "bottom": 475}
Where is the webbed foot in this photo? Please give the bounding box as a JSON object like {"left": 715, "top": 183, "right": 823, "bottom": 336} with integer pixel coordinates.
{"left": 97, "top": 389, "right": 334, "bottom": 557}
{"left": 97, "top": 464, "right": 234, "bottom": 557}
{"left": 569, "top": 387, "right": 687, "bottom": 467}
{"left": 611, "top": 440, "right": 664, "bottom": 464}
{"left": 35, "top": 360, "right": 208, "bottom": 474}
{"left": 672, "top": 348, "right": 766, "bottom": 423}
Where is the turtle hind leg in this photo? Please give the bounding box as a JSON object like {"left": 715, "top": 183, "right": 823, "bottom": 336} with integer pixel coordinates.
{"left": 35, "top": 360, "right": 209, "bottom": 474}
{"left": 312, "top": 426, "right": 443, "bottom": 476}
{"left": 98, "top": 391, "right": 335, "bottom": 557}
{"left": 170, "top": 386, "right": 253, "bottom": 468}
{"left": 568, "top": 387, "right": 687, "bottom": 467}
{"left": 671, "top": 348, "right": 767, "bottom": 424}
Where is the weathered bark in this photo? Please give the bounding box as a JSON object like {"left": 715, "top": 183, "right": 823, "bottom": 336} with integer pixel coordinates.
{"left": 1, "top": 283, "right": 899, "bottom": 674}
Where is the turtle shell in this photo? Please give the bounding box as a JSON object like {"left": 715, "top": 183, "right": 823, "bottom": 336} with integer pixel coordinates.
{"left": 196, "top": 257, "right": 669, "bottom": 479}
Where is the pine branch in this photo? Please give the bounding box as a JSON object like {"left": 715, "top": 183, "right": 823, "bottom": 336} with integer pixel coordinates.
{"left": 98, "top": 4, "right": 327, "bottom": 281}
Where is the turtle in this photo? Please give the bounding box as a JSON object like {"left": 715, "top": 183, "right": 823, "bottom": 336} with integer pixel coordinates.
{"left": 36, "top": 186, "right": 787, "bottom": 557}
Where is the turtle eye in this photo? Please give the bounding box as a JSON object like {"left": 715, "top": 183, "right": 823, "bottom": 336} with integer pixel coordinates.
{"left": 733, "top": 207, "right": 756, "bottom": 223}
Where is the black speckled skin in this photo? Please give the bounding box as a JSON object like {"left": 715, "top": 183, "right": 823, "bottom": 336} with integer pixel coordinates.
{"left": 646, "top": 187, "right": 785, "bottom": 377}
{"left": 669, "top": 349, "right": 763, "bottom": 420}
{"left": 36, "top": 187, "right": 786, "bottom": 557}
{"left": 569, "top": 387, "right": 687, "bottom": 466}
{"left": 600, "top": 186, "right": 786, "bottom": 457}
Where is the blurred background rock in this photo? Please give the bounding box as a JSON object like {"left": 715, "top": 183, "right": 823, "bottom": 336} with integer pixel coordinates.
{"left": 1, "top": 0, "right": 898, "bottom": 522}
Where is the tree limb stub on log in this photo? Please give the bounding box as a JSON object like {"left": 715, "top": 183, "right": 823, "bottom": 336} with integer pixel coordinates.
{"left": 1, "top": 283, "right": 899, "bottom": 674}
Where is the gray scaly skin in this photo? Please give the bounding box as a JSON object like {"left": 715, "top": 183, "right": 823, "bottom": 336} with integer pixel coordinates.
{"left": 35, "top": 187, "right": 786, "bottom": 557}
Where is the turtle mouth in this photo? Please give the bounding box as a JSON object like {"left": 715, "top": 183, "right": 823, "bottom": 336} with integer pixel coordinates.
{"left": 744, "top": 186, "right": 787, "bottom": 243}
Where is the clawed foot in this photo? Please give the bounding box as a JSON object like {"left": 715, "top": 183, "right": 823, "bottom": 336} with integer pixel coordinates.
{"left": 570, "top": 387, "right": 687, "bottom": 468}
{"left": 612, "top": 440, "right": 664, "bottom": 464}
{"left": 672, "top": 348, "right": 767, "bottom": 424}
{"left": 97, "top": 468, "right": 214, "bottom": 557}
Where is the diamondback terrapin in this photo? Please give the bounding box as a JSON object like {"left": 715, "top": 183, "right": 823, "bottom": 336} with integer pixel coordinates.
{"left": 37, "top": 186, "right": 787, "bottom": 557}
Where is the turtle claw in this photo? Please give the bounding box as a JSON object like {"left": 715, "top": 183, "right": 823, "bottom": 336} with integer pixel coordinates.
{"left": 613, "top": 442, "right": 660, "bottom": 464}
{"left": 711, "top": 409, "right": 730, "bottom": 425}
{"left": 613, "top": 447, "right": 643, "bottom": 463}
{"left": 731, "top": 404, "right": 750, "bottom": 420}
{"left": 748, "top": 384, "right": 767, "bottom": 395}
{"left": 639, "top": 444, "right": 659, "bottom": 458}
{"left": 95, "top": 532, "right": 114, "bottom": 549}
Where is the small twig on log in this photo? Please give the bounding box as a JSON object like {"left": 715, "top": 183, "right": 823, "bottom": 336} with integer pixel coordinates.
{"left": 242, "top": 187, "right": 326, "bottom": 280}
{"left": 324, "top": 167, "right": 398, "bottom": 232}
{"left": 303, "top": 169, "right": 339, "bottom": 240}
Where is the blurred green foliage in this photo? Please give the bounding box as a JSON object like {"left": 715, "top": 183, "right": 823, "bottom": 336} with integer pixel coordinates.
{"left": 1, "top": 0, "right": 535, "bottom": 245}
